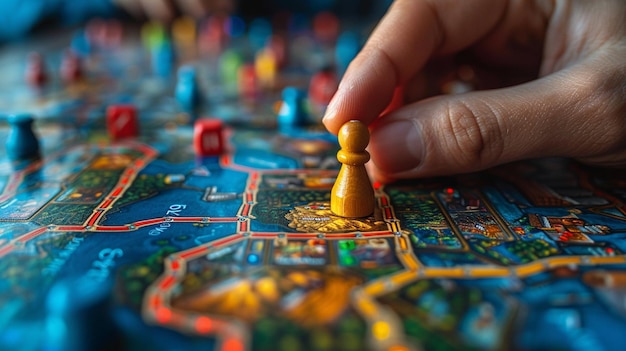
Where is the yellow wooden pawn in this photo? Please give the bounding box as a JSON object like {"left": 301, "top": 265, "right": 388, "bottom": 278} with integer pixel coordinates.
{"left": 331, "top": 120, "right": 375, "bottom": 218}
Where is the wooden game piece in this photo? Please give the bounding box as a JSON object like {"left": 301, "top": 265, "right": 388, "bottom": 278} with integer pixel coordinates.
{"left": 277, "top": 87, "right": 308, "bottom": 129}
{"left": 194, "top": 118, "right": 224, "bottom": 156}
{"left": 106, "top": 105, "right": 138, "bottom": 140}
{"left": 330, "top": 120, "right": 375, "bottom": 218}
{"left": 25, "top": 52, "right": 48, "bottom": 88}
{"left": 6, "top": 114, "right": 40, "bottom": 161}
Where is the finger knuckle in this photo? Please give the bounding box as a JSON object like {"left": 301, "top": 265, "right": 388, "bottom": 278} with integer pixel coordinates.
{"left": 571, "top": 64, "right": 626, "bottom": 153}
{"left": 440, "top": 99, "right": 505, "bottom": 167}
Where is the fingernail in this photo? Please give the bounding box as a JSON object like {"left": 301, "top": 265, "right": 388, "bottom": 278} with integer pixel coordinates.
{"left": 370, "top": 120, "right": 424, "bottom": 174}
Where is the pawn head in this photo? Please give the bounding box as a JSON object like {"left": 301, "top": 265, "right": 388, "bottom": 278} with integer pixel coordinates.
{"left": 338, "top": 120, "right": 369, "bottom": 152}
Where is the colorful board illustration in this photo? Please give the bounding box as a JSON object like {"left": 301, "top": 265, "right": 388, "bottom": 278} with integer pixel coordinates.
{"left": 1, "top": 16, "right": 626, "bottom": 351}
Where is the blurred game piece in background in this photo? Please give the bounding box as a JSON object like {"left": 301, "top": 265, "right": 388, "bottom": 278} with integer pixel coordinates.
{"left": 25, "top": 52, "right": 48, "bottom": 89}
{"left": 107, "top": 104, "right": 139, "bottom": 140}
{"left": 194, "top": 117, "right": 224, "bottom": 156}
{"left": 6, "top": 114, "right": 40, "bottom": 162}
{"left": 277, "top": 86, "right": 309, "bottom": 129}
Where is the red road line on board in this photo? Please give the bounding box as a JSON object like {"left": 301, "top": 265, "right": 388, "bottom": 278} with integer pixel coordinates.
{"left": 172, "top": 217, "right": 205, "bottom": 223}
{"left": 237, "top": 221, "right": 249, "bottom": 232}
{"left": 286, "top": 233, "right": 319, "bottom": 238}
{"left": 0, "top": 245, "right": 14, "bottom": 257}
{"left": 240, "top": 204, "right": 250, "bottom": 216}
{"left": 210, "top": 217, "right": 240, "bottom": 222}
{"left": 134, "top": 218, "right": 167, "bottom": 227}
{"left": 151, "top": 295, "right": 161, "bottom": 308}
{"left": 251, "top": 233, "right": 279, "bottom": 238}
{"left": 363, "top": 231, "right": 393, "bottom": 237}
{"left": 180, "top": 246, "right": 210, "bottom": 259}
{"left": 99, "top": 199, "right": 113, "bottom": 208}
{"left": 159, "top": 276, "right": 176, "bottom": 290}
{"left": 211, "top": 234, "right": 244, "bottom": 249}
{"left": 94, "top": 226, "right": 129, "bottom": 231}
{"left": 111, "top": 187, "right": 124, "bottom": 197}
{"left": 87, "top": 211, "right": 103, "bottom": 227}
{"left": 56, "top": 225, "right": 86, "bottom": 231}
{"left": 16, "top": 227, "right": 48, "bottom": 243}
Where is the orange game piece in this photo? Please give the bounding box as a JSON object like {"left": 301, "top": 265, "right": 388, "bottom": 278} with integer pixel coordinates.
{"left": 330, "top": 120, "right": 375, "bottom": 218}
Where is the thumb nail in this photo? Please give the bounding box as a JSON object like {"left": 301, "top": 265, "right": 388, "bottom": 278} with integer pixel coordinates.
{"left": 370, "top": 119, "right": 424, "bottom": 174}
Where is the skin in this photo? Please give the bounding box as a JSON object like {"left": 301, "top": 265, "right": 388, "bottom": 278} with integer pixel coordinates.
{"left": 322, "top": 0, "right": 626, "bottom": 183}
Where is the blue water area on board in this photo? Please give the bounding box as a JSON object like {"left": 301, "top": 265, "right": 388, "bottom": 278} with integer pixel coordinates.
{"left": 516, "top": 276, "right": 626, "bottom": 351}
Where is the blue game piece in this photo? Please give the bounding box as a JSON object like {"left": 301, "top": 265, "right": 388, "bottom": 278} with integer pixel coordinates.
{"left": 70, "top": 30, "right": 91, "bottom": 57}
{"left": 335, "top": 31, "right": 360, "bottom": 75}
{"left": 225, "top": 16, "right": 246, "bottom": 38}
{"left": 247, "top": 18, "right": 272, "bottom": 52}
{"left": 277, "top": 87, "right": 309, "bottom": 129}
{"left": 247, "top": 253, "right": 260, "bottom": 265}
{"left": 175, "top": 65, "right": 200, "bottom": 115}
{"left": 45, "top": 277, "right": 118, "bottom": 351}
{"left": 6, "top": 114, "right": 40, "bottom": 161}
{"left": 151, "top": 39, "right": 174, "bottom": 77}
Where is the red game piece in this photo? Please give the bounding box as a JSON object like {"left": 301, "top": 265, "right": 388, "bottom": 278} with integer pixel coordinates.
{"left": 193, "top": 118, "right": 224, "bottom": 156}
{"left": 87, "top": 19, "right": 123, "bottom": 48}
{"left": 60, "top": 50, "right": 82, "bottom": 83}
{"left": 102, "top": 20, "right": 123, "bottom": 48}
{"left": 267, "top": 35, "right": 287, "bottom": 68}
{"left": 106, "top": 105, "right": 138, "bottom": 140}
{"left": 198, "top": 16, "right": 228, "bottom": 54}
{"left": 309, "top": 68, "right": 338, "bottom": 106}
{"left": 313, "top": 12, "right": 340, "bottom": 44}
{"left": 25, "top": 52, "right": 48, "bottom": 88}
{"left": 237, "top": 64, "right": 258, "bottom": 100}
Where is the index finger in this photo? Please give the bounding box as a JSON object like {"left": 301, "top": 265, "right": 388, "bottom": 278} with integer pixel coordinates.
{"left": 322, "top": 0, "right": 509, "bottom": 134}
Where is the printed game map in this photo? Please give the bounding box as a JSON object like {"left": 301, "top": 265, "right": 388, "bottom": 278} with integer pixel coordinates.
{"left": 1, "top": 18, "right": 626, "bottom": 351}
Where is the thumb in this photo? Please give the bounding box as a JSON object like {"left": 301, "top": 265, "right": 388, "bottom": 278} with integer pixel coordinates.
{"left": 367, "top": 54, "right": 626, "bottom": 180}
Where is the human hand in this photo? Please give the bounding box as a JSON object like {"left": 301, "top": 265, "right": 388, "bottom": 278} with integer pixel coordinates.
{"left": 322, "top": 0, "right": 626, "bottom": 182}
{"left": 112, "top": 0, "right": 234, "bottom": 22}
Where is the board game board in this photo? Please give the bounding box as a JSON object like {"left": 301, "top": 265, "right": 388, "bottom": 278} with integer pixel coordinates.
{"left": 1, "top": 17, "right": 626, "bottom": 351}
